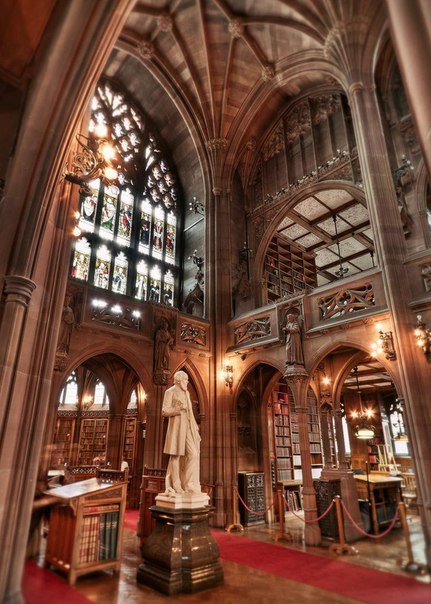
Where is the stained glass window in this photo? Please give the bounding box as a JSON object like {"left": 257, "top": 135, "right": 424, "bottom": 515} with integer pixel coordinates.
{"left": 71, "top": 79, "right": 181, "bottom": 304}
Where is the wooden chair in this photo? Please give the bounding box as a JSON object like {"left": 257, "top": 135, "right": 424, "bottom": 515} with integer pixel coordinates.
{"left": 401, "top": 472, "right": 417, "bottom": 513}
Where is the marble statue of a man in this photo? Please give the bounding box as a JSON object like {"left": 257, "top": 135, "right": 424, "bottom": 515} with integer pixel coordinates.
{"left": 162, "top": 370, "right": 201, "bottom": 495}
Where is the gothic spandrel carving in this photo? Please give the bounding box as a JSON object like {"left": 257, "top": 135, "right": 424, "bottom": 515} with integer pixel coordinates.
{"left": 234, "top": 317, "right": 271, "bottom": 345}
{"left": 180, "top": 322, "right": 207, "bottom": 347}
{"left": 310, "top": 95, "right": 341, "bottom": 126}
{"left": 318, "top": 284, "right": 375, "bottom": 320}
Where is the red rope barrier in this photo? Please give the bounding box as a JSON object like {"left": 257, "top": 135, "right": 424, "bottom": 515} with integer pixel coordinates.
{"left": 341, "top": 500, "right": 399, "bottom": 539}
{"left": 235, "top": 487, "right": 274, "bottom": 516}
{"left": 283, "top": 492, "right": 335, "bottom": 523}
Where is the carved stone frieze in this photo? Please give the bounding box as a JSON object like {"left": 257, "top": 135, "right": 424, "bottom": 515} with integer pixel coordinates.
{"left": 234, "top": 316, "right": 271, "bottom": 345}
{"left": 180, "top": 322, "right": 207, "bottom": 347}
{"left": 262, "top": 122, "right": 284, "bottom": 161}
{"left": 91, "top": 305, "right": 141, "bottom": 330}
{"left": 310, "top": 95, "right": 341, "bottom": 126}
{"left": 285, "top": 102, "right": 310, "bottom": 145}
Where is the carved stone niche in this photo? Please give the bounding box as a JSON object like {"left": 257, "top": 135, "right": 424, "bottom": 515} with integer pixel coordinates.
{"left": 153, "top": 312, "right": 176, "bottom": 385}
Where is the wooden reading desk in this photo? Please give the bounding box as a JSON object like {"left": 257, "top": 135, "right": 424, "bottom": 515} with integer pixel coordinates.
{"left": 354, "top": 473, "right": 402, "bottom": 535}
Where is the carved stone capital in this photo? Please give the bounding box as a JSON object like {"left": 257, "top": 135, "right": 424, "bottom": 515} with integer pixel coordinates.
{"left": 137, "top": 41, "right": 155, "bottom": 60}
{"left": 4, "top": 275, "right": 37, "bottom": 307}
{"left": 157, "top": 14, "right": 173, "bottom": 33}
{"left": 228, "top": 19, "right": 244, "bottom": 39}
{"left": 206, "top": 138, "right": 228, "bottom": 152}
{"left": 261, "top": 63, "right": 275, "bottom": 82}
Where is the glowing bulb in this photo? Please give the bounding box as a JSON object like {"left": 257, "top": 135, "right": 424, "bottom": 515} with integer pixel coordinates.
{"left": 73, "top": 226, "right": 81, "bottom": 237}
{"left": 375, "top": 323, "right": 382, "bottom": 332}
{"left": 104, "top": 166, "right": 118, "bottom": 181}
{"left": 414, "top": 328, "right": 422, "bottom": 337}
{"left": 351, "top": 411, "right": 358, "bottom": 419}
{"left": 99, "top": 142, "right": 116, "bottom": 161}
{"left": 74, "top": 210, "right": 81, "bottom": 220}
{"left": 322, "top": 376, "right": 330, "bottom": 386}
{"left": 365, "top": 409, "right": 374, "bottom": 418}
{"left": 94, "top": 122, "right": 108, "bottom": 138}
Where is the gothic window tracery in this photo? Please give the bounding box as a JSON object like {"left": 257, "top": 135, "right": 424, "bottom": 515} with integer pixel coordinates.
{"left": 71, "top": 80, "right": 180, "bottom": 307}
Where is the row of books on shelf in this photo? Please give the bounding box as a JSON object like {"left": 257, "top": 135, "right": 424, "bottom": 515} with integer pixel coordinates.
{"left": 273, "top": 402, "right": 289, "bottom": 414}
{"left": 274, "top": 425, "right": 290, "bottom": 436}
{"left": 79, "top": 506, "right": 120, "bottom": 565}
{"left": 277, "top": 458, "right": 292, "bottom": 469}
{"left": 276, "top": 447, "right": 291, "bottom": 457}
{"left": 275, "top": 436, "right": 291, "bottom": 446}
{"left": 277, "top": 469, "right": 293, "bottom": 481}
{"left": 285, "top": 489, "right": 302, "bottom": 512}
{"left": 310, "top": 443, "right": 322, "bottom": 453}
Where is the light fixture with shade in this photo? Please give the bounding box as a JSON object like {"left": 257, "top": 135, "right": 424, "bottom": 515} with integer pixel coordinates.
{"left": 63, "top": 125, "right": 119, "bottom": 196}
{"left": 222, "top": 365, "right": 233, "bottom": 388}
{"left": 333, "top": 214, "right": 349, "bottom": 279}
{"left": 351, "top": 366, "right": 375, "bottom": 440}
{"left": 414, "top": 314, "right": 431, "bottom": 356}
{"left": 370, "top": 323, "right": 396, "bottom": 360}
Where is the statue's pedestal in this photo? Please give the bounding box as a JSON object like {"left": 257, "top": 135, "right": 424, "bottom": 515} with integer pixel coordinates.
{"left": 137, "top": 500, "right": 224, "bottom": 595}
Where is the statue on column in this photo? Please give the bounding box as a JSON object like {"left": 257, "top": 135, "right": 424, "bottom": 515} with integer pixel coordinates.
{"left": 283, "top": 307, "right": 304, "bottom": 367}
{"left": 161, "top": 371, "right": 202, "bottom": 496}
{"left": 153, "top": 317, "right": 173, "bottom": 385}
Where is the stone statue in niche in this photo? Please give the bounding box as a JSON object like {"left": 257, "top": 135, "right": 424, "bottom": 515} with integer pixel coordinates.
{"left": 162, "top": 370, "right": 202, "bottom": 496}
{"left": 153, "top": 317, "right": 174, "bottom": 385}
{"left": 57, "top": 293, "right": 76, "bottom": 354}
{"left": 283, "top": 308, "right": 304, "bottom": 366}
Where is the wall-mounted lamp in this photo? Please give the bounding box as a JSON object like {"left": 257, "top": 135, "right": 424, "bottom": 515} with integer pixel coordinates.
{"left": 414, "top": 314, "right": 431, "bottom": 356}
{"left": 189, "top": 196, "right": 205, "bottom": 215}
{"left": 223, "top": 365, "right": 233, "bottom": 388}
{"left": 64, "top": 124, "right": 119, "bottom": 196}
{"left": 370, "top": 324, "right": 396, "bottom": 360}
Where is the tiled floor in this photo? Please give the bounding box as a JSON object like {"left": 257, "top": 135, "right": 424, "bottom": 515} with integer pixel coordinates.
{"left": 44, "top": 512, "right": 429, "bottom": 604}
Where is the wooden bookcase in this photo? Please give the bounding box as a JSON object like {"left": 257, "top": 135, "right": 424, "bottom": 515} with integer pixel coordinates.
{"left": 271, "top": 381, "right": 293, "bottom": 483}
{"left": 138, "top": 467, "right": 167, "bottom": 547}
{"left": 50, "top": 415, "right": 76, "bottom": 468}
{"left": 78, "top": 418, "right": 109, "bottom": 466}
{"left": 238, "top": 471, "right": 265, "bottom": 526}
{"left": 122, "top": 417, "right": 137, "bottom": 472}
{"left": 307, "top": 392, "right": 323, "bottom": 477}
{"left": 264, "top": 233, "right": 316, "bottom": 302}
{"left": 44, "top": 476, "right": 127, "bottom": 584}
{"left": 270, "top": 380, "right": 323, "bottom": 484}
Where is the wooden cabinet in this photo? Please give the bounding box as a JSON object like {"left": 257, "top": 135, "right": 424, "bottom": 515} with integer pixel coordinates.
{"left": 137, "top": 467, "right": 166, "bottom": 547}
{"left": 354, "top": 474, "right": 402, "bottom": 535}
{"left": 307, "top": 391, "right": 323, "bottom": 476}
{"left": 238, "top": 472, "right": 265, "bottom": 526}
{"left": 44, "top": 477, "right": 127, "bottom": 584}
{"left": 78, "top": 418, "right": 109, "bottom": 466}
{"left": 50, "top": 415, "right": 76, "bottom": 468}
{"left": 264, "top": 233, "right": 316, "bottom": 303}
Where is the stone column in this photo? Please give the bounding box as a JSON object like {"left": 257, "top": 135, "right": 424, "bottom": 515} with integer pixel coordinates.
{"left": 385, "top": 0, "right": 431, "bottom": 177}
{"left": 285, "top": 366, "right": 321, "bottom": 546}
{"left": 319, "top": 402, "right": 333, "bottom": 470}
{"left": 334, "top": 407, "right": 349, "bottom": 470}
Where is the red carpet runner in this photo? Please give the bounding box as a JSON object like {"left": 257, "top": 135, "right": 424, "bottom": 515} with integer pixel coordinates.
{"left": 212, "top": 530, "right": 431, "bottom": 604}
{"left": 23, "top": 560, "right": 92, "bottom": 604}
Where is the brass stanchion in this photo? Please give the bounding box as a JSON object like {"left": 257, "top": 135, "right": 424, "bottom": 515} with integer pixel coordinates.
{"left": 225, "top": 486, "right": 244, "bottom": 533}
{"left": 398, "top": 501, "right": 428, "bottom": 575}
{"left": 329, "top": 496, "right": 359, "bottom": 556}
{"left": 274, "top": 484, "right": 292, "bottom": 542}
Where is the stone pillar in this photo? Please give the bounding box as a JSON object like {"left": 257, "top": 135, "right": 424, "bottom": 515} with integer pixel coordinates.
{"left": 285, "top": 366, "right": 321, "bottom": 546}
{"left": 319, "top": 403, "right": 333, "bottom": 470}
{"left": 386, "top": 0, "right": 431, "bottom": 177}
{"left": 334, "top": 408, "right": 349, "bottom": 470}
